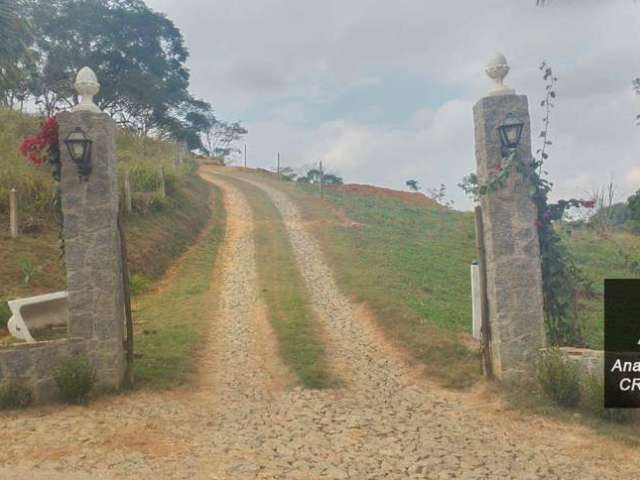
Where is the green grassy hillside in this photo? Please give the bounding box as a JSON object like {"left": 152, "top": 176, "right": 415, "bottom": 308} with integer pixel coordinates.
{"left": 246, "top": 171, "right": 640, "bottom": 386}
{"left": 0, "top": 109, "right": 214, "bottom": 337}
{"left": 567, "top": 229, "right": 640, "bottom": 348}
{"left": 287, "top": 183, "right": 481, "bottom": 387}
{"left": 0, "top": 109, "right": 189, "bottom": 224}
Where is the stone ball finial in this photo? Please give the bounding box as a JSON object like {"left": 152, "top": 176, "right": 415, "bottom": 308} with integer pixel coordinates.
{"left": 485, "top": 51, "right": 515, "bottom": 96}
{"left": 73, "top": 66, "right": 101, "bottom": 113}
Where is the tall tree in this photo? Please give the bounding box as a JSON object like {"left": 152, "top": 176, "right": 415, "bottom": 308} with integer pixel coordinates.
{"left": 628, "top": 189, "right": 640, "bottom": 231}
{"left": 29, "top": 0, "right": 209, "bottom": 140}
{"left": 0, "top": 0, "right": 36, "bottom": 108}
{"left": 1, "top": 0, "right": 238, "bottom": 154}
{"left": 157, "top": 97, "right": 215, "bottom": 151}
{"left": 203, "top": 118, "right": 248, "bottom": 158}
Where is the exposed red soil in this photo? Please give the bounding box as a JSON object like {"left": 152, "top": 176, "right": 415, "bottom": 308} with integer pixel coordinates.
{"left": 205, "top": 165, "right": 444, "bottom": 209}
{"left": 330, "top": 183, "right": 443, "bottom": 209}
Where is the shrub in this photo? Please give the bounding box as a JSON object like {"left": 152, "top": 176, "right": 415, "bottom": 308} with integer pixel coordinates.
{"left": 17, "top": 256, "right": 37, "bottom": 286}
{"left": 627, "top": 189, "right": 640, "bottom": 229}
{"left": 0, "top": 382, "right": 33, "bottom": 410}
{"left": 0, "top": 301, "right": 10, "bottom": 330}
{"left": 181, "top": 158, "right": 198, "bottom": 176}
{"left": 150, "top": 192, "right": 171, "bottom": 212}
{"left": 129, "top": 164, "right": 162, "bottom": 192}
{"left": 131, "top": 191, "right": 154, "bottom": 214}
{"left": 537, "top": 348, "right": 582, "bottom": 408}
{"left": 163, "top": 169, "right": 178, "bottom": 196}
{"left": 1, "top": 109, "right": 190, "bottom": 221}
{"left": 131, "top": 191, "right": 172, "bottom": 214}
{"left": 0, "top": 110, "right": 55, "bottom": 220}
{"left": 581, "top": 375, "right": 633, "bottom": 423}
{"left": 53, "top": 356, "right": 96, "bottom": 404}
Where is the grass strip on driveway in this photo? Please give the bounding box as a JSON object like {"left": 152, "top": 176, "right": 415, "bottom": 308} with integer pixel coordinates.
{"left": 221, "top": 175, "right": 331, "bottom": 389}
{"left": 245, "top": 173, "right": 482, "bottom": 389}
{"left": 133, "top": 182, "right": 226, "bottom": 388}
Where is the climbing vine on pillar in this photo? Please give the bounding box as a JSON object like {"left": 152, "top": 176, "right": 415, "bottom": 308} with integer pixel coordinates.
{"left": 460, "top": 62, "right": 594, "bottom": 346}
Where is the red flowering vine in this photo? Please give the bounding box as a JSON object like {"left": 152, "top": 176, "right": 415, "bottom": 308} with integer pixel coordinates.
{"left": 459, "top": 62, "right": 595, "bottom": 346}
{"left": 19, "top": 116, "right": 62, "bottom": 181}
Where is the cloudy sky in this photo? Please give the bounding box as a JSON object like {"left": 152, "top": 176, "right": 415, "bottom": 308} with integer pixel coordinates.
{"left": 147, "top": 0, "right": 640, "bottom": 209}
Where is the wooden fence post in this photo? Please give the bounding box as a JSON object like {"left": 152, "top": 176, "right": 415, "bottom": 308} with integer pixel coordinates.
{"left": 159, "top": 167, "right": 166, "bottom": 198}
{"left": 124, "top": 172, "right": 132, "bottom": 214}
{"left": 474, "top": 206, "right": 493, "bottom": 378}
{"left": 118, "top": 214, "right": 134, "bottom": 386}
{"left": 9, "top": 187, "right": 18, "bottom": 238}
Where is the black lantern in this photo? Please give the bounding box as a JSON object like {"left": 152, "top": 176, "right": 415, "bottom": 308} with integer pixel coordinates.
{"left": 64, "top": 127, "right": 93, "bottom": 180}
{"left": 497, "top": 112, "right": 524, "bottom": 153}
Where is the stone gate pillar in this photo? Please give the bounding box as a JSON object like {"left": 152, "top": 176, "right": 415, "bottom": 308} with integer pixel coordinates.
{"left": 473, "top": 52, "right": 546, "bottom": 380}
{"left": 58, "top": 67, "right": 126, "bottom": 390}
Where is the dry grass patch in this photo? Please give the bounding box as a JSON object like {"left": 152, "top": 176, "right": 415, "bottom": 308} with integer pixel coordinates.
{"left": 132, "top": 183, "right": 225, "bottom": 388}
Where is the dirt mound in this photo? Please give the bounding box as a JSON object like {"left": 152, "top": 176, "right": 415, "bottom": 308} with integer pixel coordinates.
{"left": 207, "top": 168, "right": 441, "bottom": 209}
{"left": 331, "top": 184, "right": 442, "bottom": 209}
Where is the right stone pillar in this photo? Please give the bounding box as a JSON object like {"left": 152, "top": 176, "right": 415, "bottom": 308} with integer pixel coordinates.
{"left": 473, "top": 52, "right": 546, "bottom": 380}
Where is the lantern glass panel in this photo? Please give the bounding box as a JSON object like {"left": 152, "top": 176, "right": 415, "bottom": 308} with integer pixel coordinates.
{"left": 498, "top": 113, "right": 524, "bottom": 150}
{"left": 506, "top": 126, "right": 519, "bottom": 145}
{"left": 70, "top": 142, "right": 85, "bottom": 160}
{"left": 65, "top": 128, "right": 89, "bottom": 163}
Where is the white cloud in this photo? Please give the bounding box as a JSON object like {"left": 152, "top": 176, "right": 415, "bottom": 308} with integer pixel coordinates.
{"left": 626, "top": 166, "right": 640, "bottom": 190}
{"left": 146, "top": 0, "right": 640, "bottom": 208}
{"left": 242, "top": 98, "right": 474, "bottom": 205}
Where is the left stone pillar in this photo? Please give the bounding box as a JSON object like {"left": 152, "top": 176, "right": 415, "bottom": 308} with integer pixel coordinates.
{"left": 57, "top": 67, "right": 126, "bottom": 390}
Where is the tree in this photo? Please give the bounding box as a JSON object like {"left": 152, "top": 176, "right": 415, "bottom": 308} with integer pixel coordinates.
{"left": 587, "top": 179, "right": 617, "bottom": 234}
{"left": 426, "top": 183, "right": 454, "bottom": 208}
{"left": 628, "top": 189, "right": 640, "bottom": 232}
{"left": 0, "top": 0, "right": 36, "bottom": 108}
{"left": 28, "top": 0, "right": 210, "bottom": 143}
{"left": 405, "top": 179, "right": 421, "bottom": 192}
{"left": 278, "top": 166, "right": 297, "bottom": 182}
{"left": 323, "top": 173, "right": 343, "bottom": 185}
{"left": 156, "top": 97, "right": 214, "bottom": 151}
{"left": 203, "top": 118, "right": 248, "bottom": 158}
{"left": 299, "top": 168, "right": 323, "bottom": 184}
{"left": 297, "top": 168, "right": 343, "bottom": 185}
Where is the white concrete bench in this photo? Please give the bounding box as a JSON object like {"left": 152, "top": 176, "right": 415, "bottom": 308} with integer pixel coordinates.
{"left": 7, "top": 292, "right": 69, "bottom": 343}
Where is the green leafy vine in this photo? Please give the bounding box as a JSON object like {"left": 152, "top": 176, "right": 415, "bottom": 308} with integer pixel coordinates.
{"left": 460, "top": 62, "right": 594, "bottom": 346}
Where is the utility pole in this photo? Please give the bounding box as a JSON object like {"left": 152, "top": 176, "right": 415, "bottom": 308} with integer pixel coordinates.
{"left": 277, "top": 152, "right": 281, "bottom": 178}
{"left": 244, "top": 144, "right": 247, "bottom": 168}
{"left": 319, "top": 161, "right": 324, "bottom": 198}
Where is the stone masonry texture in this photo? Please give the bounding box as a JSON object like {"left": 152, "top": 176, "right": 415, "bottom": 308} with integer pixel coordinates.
{"left": 473, "top": 94, "right": 546, "bottom": 380}
{"left": 57, "top": 111, "right": 126, "bottom": 391}
{"left": 0, "top": 339, "right": 87, "bottom": 403}
{"left": 0, "top": 112, "right": 126, "bottom": 403}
